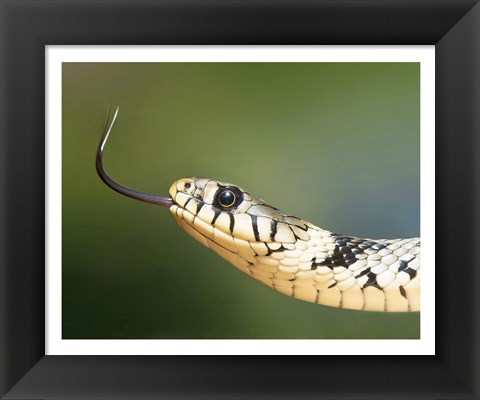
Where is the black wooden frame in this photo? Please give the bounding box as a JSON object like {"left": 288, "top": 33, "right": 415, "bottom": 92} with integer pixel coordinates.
{"left": 1, "top": 1, "right": 479, "bottom": 399}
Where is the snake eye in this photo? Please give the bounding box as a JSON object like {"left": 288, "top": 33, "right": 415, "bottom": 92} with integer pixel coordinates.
{"left": 214, "top": 186, "right": 243, "bottom": 210}
{"left": 218, "top": 190, "right": 236, "bottom": 207}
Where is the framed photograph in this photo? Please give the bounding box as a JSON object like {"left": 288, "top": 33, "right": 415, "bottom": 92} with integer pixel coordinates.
{"left": 1, "top": 1, "right": 479, "bottom": 399}
{"left": 48, "top": 47, "right": 432, "bottom": 356}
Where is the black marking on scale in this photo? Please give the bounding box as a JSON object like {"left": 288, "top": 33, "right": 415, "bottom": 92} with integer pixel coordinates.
{"left": 211, "top": 210, "right": 221, "bottom": 225}
{"left": 355, "top": 268, "right": 370, "bottom": 278}
{"left": 269, "top": 220, "right": 278, "bottom": 241}
{"left": 398, "top": 260, "right": 409, "bottom": 272}
{"left": 290, "top": 228, "right": 300, "bottom": 241}
{"left": 248, "top": 241, "right": 259, "bottom": 256}
{"left": 266, "top": 244, "right": 289, "bottom": 256}
{"left": 328, "top": 281, "right": 337, "bottom": 289}
{"left": 310, "top": 257, "right": 322, "bottom": 270}
{"left": 404, "top": 268, "right": 417, "bottom": 279}
{"left": 295, "top": 220, "right": 309, "bottom": 231}
{"left": 228, "top": 213, "right": 235, "bottom": 233}
{"left": 285, "top": 216, "right": 308, "bottom": 231}
{"left": 251, "top": 215, "right": 260, "bottom": 242}
{"left": 363, "top": 272, "right": 382, "bottom": 290}
{"left": 183, "top": 197, "right": 193, "bottom": 210}
{"left": 399, "top": 285, "right": 407, "bottom": 299}
{"left": 372, "top": 243, "right": 387, "bottom": 250}
{"left": 196, "top": 201, "right": 205, "bottom": 215}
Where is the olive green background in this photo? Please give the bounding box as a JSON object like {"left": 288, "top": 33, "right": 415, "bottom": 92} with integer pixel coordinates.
{"left": 62, "top": 62, "right": 420, "bottom": 339}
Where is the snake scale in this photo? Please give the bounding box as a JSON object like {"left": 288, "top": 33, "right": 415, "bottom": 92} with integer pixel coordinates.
{"left": 97, "top": 108, "right": 420, "bottom": 312}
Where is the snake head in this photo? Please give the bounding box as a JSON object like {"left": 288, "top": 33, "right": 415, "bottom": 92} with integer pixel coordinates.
{"left": 168, "top": 178, "right": 313, "bottom": 264}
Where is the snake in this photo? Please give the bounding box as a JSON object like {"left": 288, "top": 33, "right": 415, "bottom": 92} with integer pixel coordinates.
{"left": 96, "top": 108, "right": 420, "bottom": 312}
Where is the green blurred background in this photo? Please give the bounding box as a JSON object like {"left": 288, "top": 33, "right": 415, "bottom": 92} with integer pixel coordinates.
{"left": 62, "top": 62, "right": 420, "bottom": 339}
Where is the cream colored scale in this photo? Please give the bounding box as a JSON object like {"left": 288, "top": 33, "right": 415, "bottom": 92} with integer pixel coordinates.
{"left": 96, "top": 108, "right": 420, "bottom": 313}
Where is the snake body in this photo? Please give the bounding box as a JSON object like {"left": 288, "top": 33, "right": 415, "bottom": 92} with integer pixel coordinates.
{"left": 168, "top": 177, "right": 420, "bottom": 312}
{"left": 96, "top": 108, "right": 420, "bottom": 313}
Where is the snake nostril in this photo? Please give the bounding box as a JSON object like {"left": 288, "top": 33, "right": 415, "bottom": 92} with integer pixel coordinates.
{"left": 185, "top": 183, "right": 191, "bottom": 189}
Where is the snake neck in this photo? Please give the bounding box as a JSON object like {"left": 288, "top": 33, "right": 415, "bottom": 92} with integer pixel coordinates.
{"left": 170, "top": 204, "right": 420, "bottom": 312}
